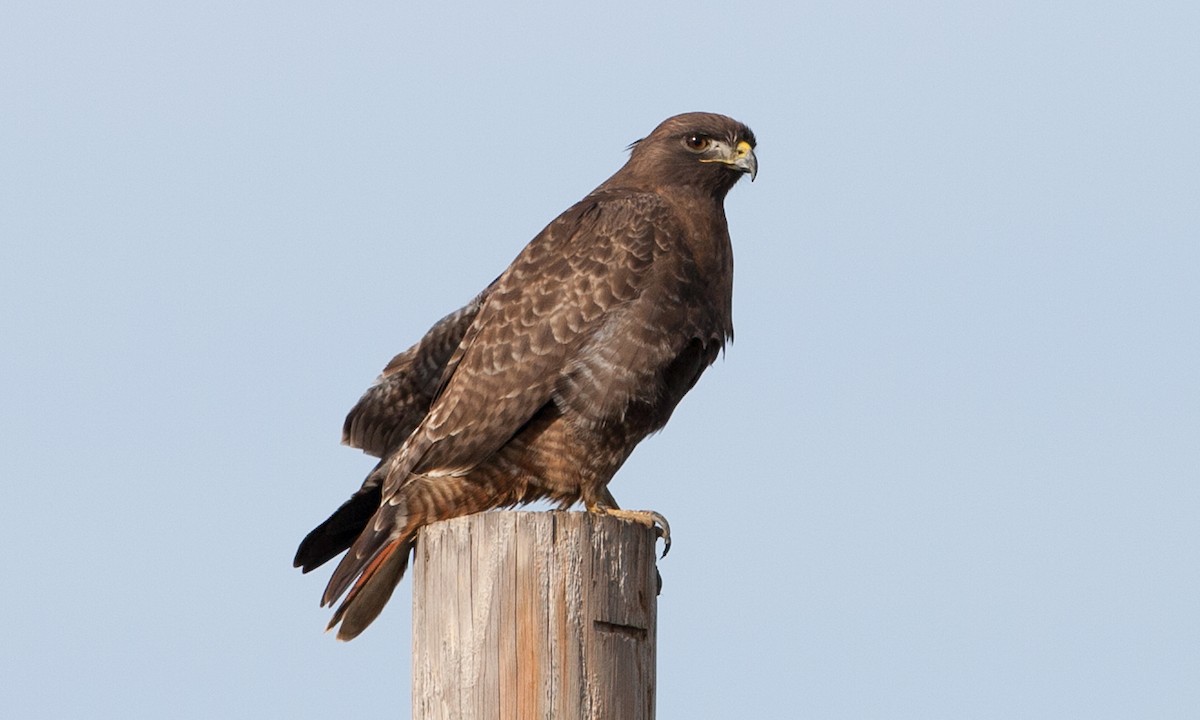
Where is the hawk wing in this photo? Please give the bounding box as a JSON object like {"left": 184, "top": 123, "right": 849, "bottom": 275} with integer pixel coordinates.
{"left": 380, "top": 191, "right": 685, "bottom": 495}
{"left": 341, "top": 294, "right": 487, "bottom": 458}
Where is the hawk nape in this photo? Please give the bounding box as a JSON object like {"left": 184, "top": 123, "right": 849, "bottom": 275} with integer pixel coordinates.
{"left": 294, "top": 112, "right": 757, "bottom": 640}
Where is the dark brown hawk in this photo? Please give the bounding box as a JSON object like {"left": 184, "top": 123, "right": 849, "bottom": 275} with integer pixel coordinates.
{"left": 294, "top": 112, "right": 757, "bottom": 640}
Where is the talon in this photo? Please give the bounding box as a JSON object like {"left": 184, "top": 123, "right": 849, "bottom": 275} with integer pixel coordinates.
{"left": 649, "top": 511, "right": 671, "bottom": 558}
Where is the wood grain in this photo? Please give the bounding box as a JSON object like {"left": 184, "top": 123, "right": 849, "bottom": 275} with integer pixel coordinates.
{"left": 412, "top": 511, "right": 658, "bottom": 720}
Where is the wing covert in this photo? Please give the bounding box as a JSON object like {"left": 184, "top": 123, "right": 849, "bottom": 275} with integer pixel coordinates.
{"left": 380, "top": 193, "right": 683, "bottom": 495}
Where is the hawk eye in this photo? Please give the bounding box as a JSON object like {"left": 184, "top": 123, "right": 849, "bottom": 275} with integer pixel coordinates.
{"left": 684, "top": 134, "right": 711, "bottom": 152}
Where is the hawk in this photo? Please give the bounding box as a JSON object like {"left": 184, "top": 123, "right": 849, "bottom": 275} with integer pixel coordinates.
{"left": 295, "top": 112, "right": 757, "bottom": 640}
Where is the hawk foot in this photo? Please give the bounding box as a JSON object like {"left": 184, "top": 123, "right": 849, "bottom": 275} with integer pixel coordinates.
{"left": 594, "top": 507, "right": 672, "bottom": 558}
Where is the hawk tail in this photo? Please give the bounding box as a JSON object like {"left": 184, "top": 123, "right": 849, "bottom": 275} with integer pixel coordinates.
{"left": 324, "top": 534, "right": 415, "bottom": 641}
{"left": 318, "top": 496, "right": 417, "bottom": 641}
{"left": 319, "top": 473, "right": 502, "bottom": 640}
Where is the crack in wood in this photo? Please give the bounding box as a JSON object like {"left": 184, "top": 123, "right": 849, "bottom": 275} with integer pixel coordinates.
{"left": 593, "top": 620, "right": 648, "bottom": 641}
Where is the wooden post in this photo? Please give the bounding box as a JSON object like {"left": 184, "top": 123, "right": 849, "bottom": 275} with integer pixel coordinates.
{"left": 412, "top": 511, "right": 659, "bottom": 720}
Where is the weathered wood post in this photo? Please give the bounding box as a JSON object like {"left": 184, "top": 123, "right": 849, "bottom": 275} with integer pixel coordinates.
{"left": 412, "top": 511, "right": 659, "bottom": 720}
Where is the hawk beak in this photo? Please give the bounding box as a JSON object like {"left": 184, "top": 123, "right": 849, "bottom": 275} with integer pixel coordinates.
{"left": 733, "top": 141, "right": 758, "bottom": 181}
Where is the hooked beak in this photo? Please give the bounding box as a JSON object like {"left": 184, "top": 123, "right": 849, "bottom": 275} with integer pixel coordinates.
{"left": 731, "top": 140, "right": 757, "bottom": 181}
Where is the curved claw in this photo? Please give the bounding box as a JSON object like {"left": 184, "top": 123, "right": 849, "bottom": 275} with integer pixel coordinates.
{"left": 648, "top": 510, "right": 671, "bottom": 558}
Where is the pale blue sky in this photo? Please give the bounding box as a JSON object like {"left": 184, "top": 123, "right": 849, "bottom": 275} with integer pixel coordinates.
{"left": 2, "top": 2, "right": 1198, "bottom": 718}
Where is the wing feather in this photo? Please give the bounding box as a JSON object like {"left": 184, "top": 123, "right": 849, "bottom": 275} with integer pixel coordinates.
{"left": 378, "top": 192, "right": 688, "bottom": 498}
{"left": 341, "top": 293, "right": 487, "bottom": 457}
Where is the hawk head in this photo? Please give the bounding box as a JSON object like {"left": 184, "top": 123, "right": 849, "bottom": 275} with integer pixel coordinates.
{"left": 621, "top": 112, "right": 757, "bottom": 198}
